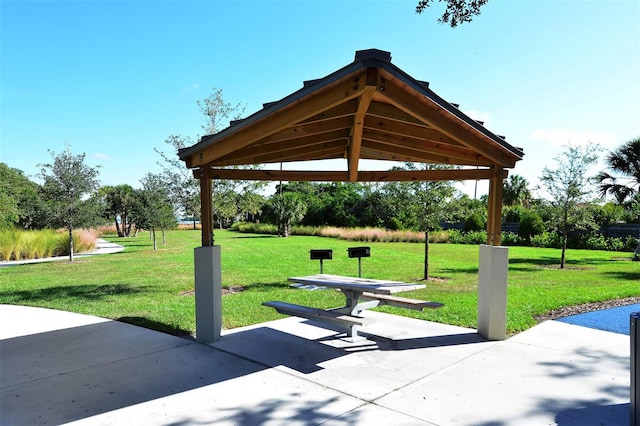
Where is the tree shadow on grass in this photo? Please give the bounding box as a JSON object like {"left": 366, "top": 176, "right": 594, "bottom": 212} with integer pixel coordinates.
{"left": 0, "top": 283, "right": 149, "bottom": 304}
{"left": 229, "top": 235, "right": 277, "bottom": 239}
{"left": 605, "top": 270, "right": 640, "bottom": 281}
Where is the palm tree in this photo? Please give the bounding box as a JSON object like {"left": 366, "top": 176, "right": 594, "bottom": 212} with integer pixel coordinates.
{"left": 598, "top": 137, "right": 640, "bottom": 259}
{"left": 503, "top": 174, "right": 531, "bottom": 207}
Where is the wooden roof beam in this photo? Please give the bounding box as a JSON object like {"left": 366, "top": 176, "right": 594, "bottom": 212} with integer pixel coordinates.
{"left": 348, "top": 72, "right": 377, "bottom": 181}
{"left": 197, "top": 167, "right": 505, "bottom": 182}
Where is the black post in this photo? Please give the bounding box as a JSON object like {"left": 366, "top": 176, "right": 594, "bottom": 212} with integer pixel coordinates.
{"left": 631, "top": 312, "right": 640, "bottom": 426}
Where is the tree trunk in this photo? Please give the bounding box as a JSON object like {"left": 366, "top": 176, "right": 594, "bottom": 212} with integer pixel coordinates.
{"left": 423, "top": 230, "right": 429, "bottom": 280}
{"left": 162, "top": 229, "right": 166, "bottom": 245}
{"left": 634, "top": 227, "right": 640, "bottom": 261}
{"left": 68, "top": 225, "right": 74, "bottom": 262}
{"left": 152, "top": 229, "right": 157, "bottom": 251}
{"left": 114, "top": 218, "right": 123, "bottom": 237}
{"left": 560, "top": 233, "right": 567, "bottom": 269}
{"left": 123, "top": 213, "right": 130, "bottom": 237}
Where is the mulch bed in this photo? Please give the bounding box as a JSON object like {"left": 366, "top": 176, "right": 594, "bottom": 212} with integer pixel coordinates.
{"left": 536, "top": 297, "right": 640, "bottom": 322}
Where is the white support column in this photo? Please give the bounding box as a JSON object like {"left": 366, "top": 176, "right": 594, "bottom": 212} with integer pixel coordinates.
{"left": 194, "top": 245, "right": 222, "bottom": 343}
{"left": 478, "top": 244, "right": 508, "bottom": 341}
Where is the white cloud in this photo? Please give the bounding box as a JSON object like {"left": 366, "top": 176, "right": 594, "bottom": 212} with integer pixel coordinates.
{"left": 93, "top": 153, "right": 109, "bottom": 160}
{"left": 182, "top": 82, "right": 201, "bottom": 93}
{"left": 530, "top": 128, "right": 615, "bottom": 147}
{"left": 464, "top": 109, "right": 491, "bottom": 126}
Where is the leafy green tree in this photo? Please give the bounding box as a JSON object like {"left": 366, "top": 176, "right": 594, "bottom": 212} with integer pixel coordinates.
{"left": 0, "top": 164, "right": 21, "bottom": 228}
{"left": 237, "top": 191, "right": 266, "bottom": 222}
{"left": 272, "top": 192, "right": 307, "bottom": 237}
{"left": 0, "top": 163, "right": 45, "bottom": 229}
{"left": 155, "top": 135, "right": 200, "bottom": 229}
{"left": 448, "top": 194, "right": 486, "bottom": 224}
{"left": 415, "top": 0, "right": 489, "bottom": 27}
{"left": 37, "top": 146, "right": 100, "bottom": 261}
{"left": 157, "top": 88, "right": 264, "bottom": 230}
{"left": 99, "top": 184, "right": 136, "bottom": 237}
{"left": 597, "top": 137, "right": 640, "bottom": 259}
{"left": 400, "top": 163, "right": 457, "bottom": 280}
{"left": 540, "top": 143, "right": 601, "bottom": 268}
{"left": 132, "top": 173, "right": 177, "bottom": 250}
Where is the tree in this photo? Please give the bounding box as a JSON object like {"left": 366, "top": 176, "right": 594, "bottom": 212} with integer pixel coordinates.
{"left": 503, "top": 174, "right": 531, "bottom": 207}
{"left": 0, "top": 163, "right": 45, "bottom": 229}
{"left": 99, "top": 184, "right": 136, "bottom": 237}
{"left": 157, "top": 88, "right": 265, "bottom": 230}
{"left": 597, "top": 137, "right": 640, "bottom": 259}
{"left": 540, "top": 143, "right": 600, "bottom": 268}
{"left": 416, "top": 0, "right": 489, "bottom": 27}
{"left": 155, "top": 135, "right": 200, "bottom": 229}
{"left": 397, "top": 163, "right": 457, "bottom": 280}
{"left": 272, "top": 192, "right": 307, "bottom": 237}
{"left": 37, "top": 146, "right": 100, "bottom": 261}
{"left": 197, "top": 87, "right": 246, "bottom": 135}
{"left": 132, "top": 173, "right": 177, "bottom": 250}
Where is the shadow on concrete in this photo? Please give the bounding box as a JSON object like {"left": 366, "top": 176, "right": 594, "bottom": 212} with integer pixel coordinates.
{"left": 555, "top": 402, "right": 628, "bottom": 425}
{"left": 1, "top": 320, "right": 363, "bottom": 425}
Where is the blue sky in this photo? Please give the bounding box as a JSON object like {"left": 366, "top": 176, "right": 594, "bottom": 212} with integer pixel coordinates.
{"left": 2, "top": 0, "right": 639, "bottom": 198}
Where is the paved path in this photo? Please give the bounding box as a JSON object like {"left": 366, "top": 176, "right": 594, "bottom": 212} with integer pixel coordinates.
{"left": 1, "top": 304, "right": 630, "bottom": 425}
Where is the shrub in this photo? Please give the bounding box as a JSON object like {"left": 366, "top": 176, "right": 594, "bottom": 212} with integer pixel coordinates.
{"left": 519, "top": 212, "right": 544, "bottom": 242}
{"left": 463, "top": 213, "right": 485, "bottom": 232}
{"left": 530, "top": 232, "right": 561, "bottom": 248}
{"left": 624, "top": 237, "right": 639, "bottom": 252}
{"left": 501, "top": 232, "right": 525, "bottom": 246}
{"left": 386, "top": 217, "right": 403, "bottom": 231}
{"left": 503, "top": 206, "right": 526, "bottom": 223}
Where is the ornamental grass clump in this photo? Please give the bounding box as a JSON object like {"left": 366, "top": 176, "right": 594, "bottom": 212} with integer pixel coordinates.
{"left": 0, "top": 229, "right": 18, "bottom": 261}
{"left": 0, "top": 229, "right": 97, "bottom": 261}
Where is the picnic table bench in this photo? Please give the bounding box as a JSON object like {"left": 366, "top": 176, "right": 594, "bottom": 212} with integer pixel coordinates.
{"left": 262, "top": 274, "right": 444, "bottom": 339}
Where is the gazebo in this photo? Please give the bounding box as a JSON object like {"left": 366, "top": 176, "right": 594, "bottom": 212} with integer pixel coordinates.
{"left": 178, "top": 49, "right": 524, "bottom": 343}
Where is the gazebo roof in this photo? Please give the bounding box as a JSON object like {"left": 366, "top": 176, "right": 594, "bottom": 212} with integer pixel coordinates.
{"left": 178, "top": 49, "right": 523, "bottom": 182}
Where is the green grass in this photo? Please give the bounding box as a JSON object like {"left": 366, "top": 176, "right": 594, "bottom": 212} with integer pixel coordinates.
{"left": 1, "top": 229, "right": 638, "bottom": 336}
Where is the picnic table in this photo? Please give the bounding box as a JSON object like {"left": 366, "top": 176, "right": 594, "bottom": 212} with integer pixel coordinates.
{"left": 262, "top": 274, "right": 444, "bottom": 339}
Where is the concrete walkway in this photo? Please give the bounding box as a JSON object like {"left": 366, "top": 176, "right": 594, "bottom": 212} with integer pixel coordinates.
{"left": 0, "top": 304, "right": 630, "bottom": 425}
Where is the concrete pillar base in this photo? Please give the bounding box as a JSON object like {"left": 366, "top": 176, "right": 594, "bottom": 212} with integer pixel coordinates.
{"left": 194, "top": 245, "right": 222, "bottom": 343}
{"left": 478, "top": 244, "right": 508, "bottom": 341}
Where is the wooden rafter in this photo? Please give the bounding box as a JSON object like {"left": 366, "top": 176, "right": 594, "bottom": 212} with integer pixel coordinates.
{"left": 362, "top": 129, "right": 488, "bottom": 165}
{"left": 183, "top": 72, "right": 368, "bottom": 168}
{"left": 377, "top": 69, "right": 518, "bottom": 168}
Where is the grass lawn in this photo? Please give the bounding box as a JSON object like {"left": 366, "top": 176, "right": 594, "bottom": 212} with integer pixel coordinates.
{"left": 1, "top": 229, "right": 638, "bottom": 336}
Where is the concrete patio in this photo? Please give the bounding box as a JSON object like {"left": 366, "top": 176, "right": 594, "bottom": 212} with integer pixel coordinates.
{"left": 0, "top": 304, "right": 630, "bottom": 425}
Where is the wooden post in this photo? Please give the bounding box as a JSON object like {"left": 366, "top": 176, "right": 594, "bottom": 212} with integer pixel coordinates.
{"left": 199, "top": 169, "right": 213, "bottom": 247}
{"left": 194, "top": 167, "right": 222, "bottom": 342}
{"left": 487, "top": 167, "right": 505, "bottom": 246}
